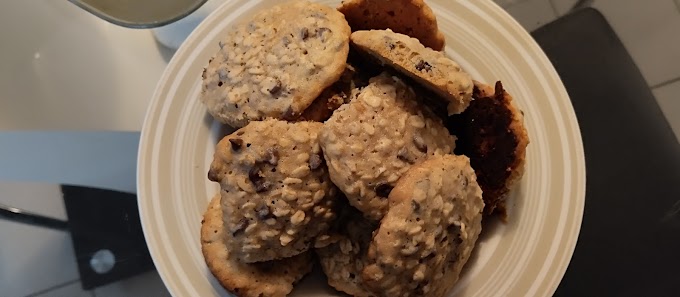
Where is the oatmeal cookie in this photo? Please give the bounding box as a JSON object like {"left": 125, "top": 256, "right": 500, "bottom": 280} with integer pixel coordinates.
{"left": 201, "top": 194, "right": 313, "bottom": 297}
{"left": 337, "top": 0, "right": 446, "bottom": 50}
{"left": 351, "top": 29, "right": 473, "bottom": 115}
{"left": 208, "top": 119, "right": 337, "bottom": 262}
{"left": 446, "top": 81, "right": 529, "bottom": 219}
{"left": 319, "top": 73, "right": 455, "bottom": 220}
{"left": 295, "top": 64, "right": 367, "bottom": 122}
{"left": 316, "top": 202, "right": 377, "bottom": 297}
{"left": 362, "top": 155, "right": 484, "bottom": 297}
{"left": 201, "top": 0, "right": 351, "bottom": 127}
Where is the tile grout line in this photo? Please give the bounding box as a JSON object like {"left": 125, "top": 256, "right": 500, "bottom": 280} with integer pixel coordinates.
{"left": 650, "top": 76, "right": 680, "bottom": 90}
{"left": 548, "top": 0, "right": 560, "bottom": 16}
{"left": 23, "top": 279, "right": 80, "bottom": 297}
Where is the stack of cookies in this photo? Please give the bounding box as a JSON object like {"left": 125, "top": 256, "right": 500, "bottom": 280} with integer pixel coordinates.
{"left": 199, "top": 1, "right": 529, "bottom": 296}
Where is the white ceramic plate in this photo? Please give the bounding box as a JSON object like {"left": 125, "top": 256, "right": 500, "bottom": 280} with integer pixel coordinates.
{"left": 138, "top": 0, "right": 586, "bottom": 296}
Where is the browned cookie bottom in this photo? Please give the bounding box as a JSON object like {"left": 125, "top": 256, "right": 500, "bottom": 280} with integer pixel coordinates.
{"left": 201, "top": 194, "right": 313, "bottom": 297}
{"left": 445, "top": 81, "right": 529, "bottom": 219}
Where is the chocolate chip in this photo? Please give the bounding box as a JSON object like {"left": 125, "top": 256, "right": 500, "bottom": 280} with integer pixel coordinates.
{"left": 413, "top": 135, "right": 427, "bottom": 152}
{"left": 248, "top": 165, "right": 271, "bottom": 192}
{"left": 268, "top": 80, "right": 282, "bottom": 95}
{"left": 375, "top": 183, "right": 394, "bottom": 198}
{"left": 494, "top": 81, "right": 504, "bottom": 97}
{"left": 229, "top": 138, "right": 243, "bottom": 151}
{"left": 248, "top": 166, "right": 263, "bottom": 183}
{"left": 447, "top": 224, "right": 461, "bottom": 236}
{"left": 388, "top": 43, "right": 395, "bottom": 50}
{"left": 415, "top": 60, "right": 432, "bottom": 72}
{"left": 264, "top": 148, "right": 279, "bottom": 166}
{"left": 231, "top": 219, "right": 249, "bottom": 236}
{"left": 309, "top": 153, "right": 323, "bottom": 170}
{"left": 301, "top": 27, "right": 309, "bottom": 40}
{"left": 397, "top": 147, "right": 415, "bottom": 163}
{"left": 201, "top": 68, "right": 207, "bottom": 80}
{"left": 256, "top": 204, "right": 272, "bottom": 220}
{"left": 411, "top": 201, "right": 421, "bottom": 212}
{"left": 207, "top": 168, "right": 219, "bottom": 182}
{"left": 255, "top": 180, "right": 272, "bottom": 192}
{"left": 282, "top": 107, "right": 297, "bottom": 120}
{"left": 317, "top": 27, "right": 331, "bottom": 42}
{"left": 255, "top": 260, "right": 274, "bottom": 272}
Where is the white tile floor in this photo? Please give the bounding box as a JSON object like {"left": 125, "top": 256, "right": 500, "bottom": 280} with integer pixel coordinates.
{"left": 0, "top": 182, "right": 170, "bottom": 297}
{"left": 498, "top": 0, "right": 680, "bottom": 142}
{"left": 0, "top": 182, "right": 80, "bottom": 297}
{"left": 591, "top": 0, "right": 680, "bottom": 86}
{"left": 551, "top": 0, "right": 580, "bottom": 15}
{"left": 2, "top": 1, "right": 679, "bottom": 296}
{"left": 93, "top": 271, "right": 170, "bottom": 297}
{"left": 504, "top": 0, "right": 558, "bottom": 31}
{"left": 30, "top": 281, "right": 92, "bottom": 297}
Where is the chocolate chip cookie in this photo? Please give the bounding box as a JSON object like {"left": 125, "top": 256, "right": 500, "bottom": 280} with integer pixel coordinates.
{"left": 319, "top": 73, "right": 455, "bottom": 220}
{"left": 338, "top": 0, "right": 446, "bottom": 51}
{"left": 201, "top": 194, "right": 313, "bottom": 297}
{"left": 208, "top": 119, "right": 337, "bottom": 262}
{"left": 201, "top": 0, "right": 351, "bottom": 127}
{"left": 362, "top": 155, "right": 484, "bottom": 297}
{"left": 351, "top": 29, "right": 473, "bottom": 115}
